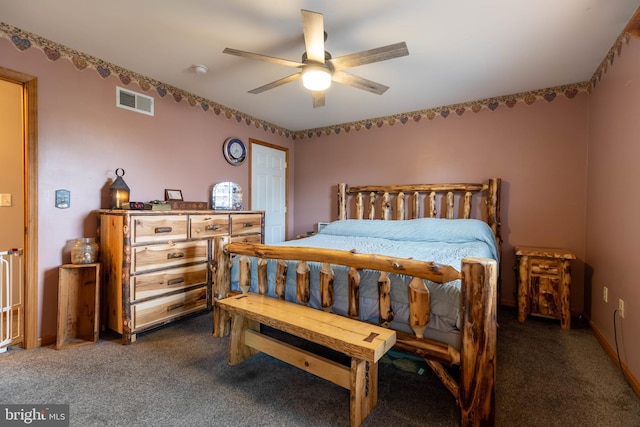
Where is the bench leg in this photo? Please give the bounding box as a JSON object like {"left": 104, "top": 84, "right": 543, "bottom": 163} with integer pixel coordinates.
{"left": 228, "top": 313, "right": 260, "bottom": 365}
{"left": 212, "top": 303, "right": 231, "bottom": 337}
{"left": 350, "top": 359, "right": 378, "bottom": 427}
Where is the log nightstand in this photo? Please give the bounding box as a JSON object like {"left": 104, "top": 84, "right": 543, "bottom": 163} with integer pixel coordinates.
{"left": 295, "top": 232, "right": 316, "bottom": 239}
{"left": 515, "top": 246, "right": 576, "bottom": 330}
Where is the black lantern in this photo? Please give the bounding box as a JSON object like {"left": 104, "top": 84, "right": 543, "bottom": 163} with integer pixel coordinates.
{"left": 109, "top": 168, "right": 130, "bottom": 209}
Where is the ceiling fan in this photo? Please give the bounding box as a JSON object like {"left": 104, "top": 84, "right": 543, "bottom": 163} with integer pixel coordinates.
{"left": 223, "top": 9, "right": 409, "bottom": 108}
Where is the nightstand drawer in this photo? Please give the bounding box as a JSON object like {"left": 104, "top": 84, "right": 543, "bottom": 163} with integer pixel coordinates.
{"left": 132, "top": 240, "right": 208, "bottom": 273}
{"left": 133, "top": 215, "right": 187, "bottom": 243}
{"left": 530, "top": 259, "right": 560, "bottom": 276}
{"left": 132, "top": 286, "right": 207, "bottom": 330}
{"left": 131, "top": 264, "right": 208, "bottom": 301}
{"left": 190, "top": 214, "right": 229, "bottom": 239}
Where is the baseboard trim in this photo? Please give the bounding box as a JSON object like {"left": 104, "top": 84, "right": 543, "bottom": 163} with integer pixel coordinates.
{"left": 500, "top": 300, "right": 516, "bottom": 308}
{"left": 590, "top": 320, "right": 640, "bottom": 399}
{"left": 38, "top": 334, "right": 56, "bottom": 348}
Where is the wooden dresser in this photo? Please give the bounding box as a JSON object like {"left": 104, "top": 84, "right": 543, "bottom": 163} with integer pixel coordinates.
{"left": 515, "top": 246, "right": 575, "bottom": 329}
{"left": 97, "top": 210, "right": 264, "bottom": 343}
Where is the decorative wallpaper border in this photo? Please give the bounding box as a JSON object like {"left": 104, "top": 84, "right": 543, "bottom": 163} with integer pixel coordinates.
{"left": 0, "top": 22, "right": 631, "bottom": 140}
{"left": 0, "top": 22, "right": 292, "bottom": 138}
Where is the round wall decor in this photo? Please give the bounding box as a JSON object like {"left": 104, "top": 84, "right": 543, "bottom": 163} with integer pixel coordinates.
{"left": 222, "top": 137, "right": 247, "bottom": 165}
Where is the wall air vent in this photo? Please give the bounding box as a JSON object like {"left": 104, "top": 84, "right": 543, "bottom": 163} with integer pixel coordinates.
{"left": 116, "top": 86, "right": 154, "bottom": 116}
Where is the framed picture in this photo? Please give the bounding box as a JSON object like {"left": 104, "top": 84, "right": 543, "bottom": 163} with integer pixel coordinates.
{"left": 164, "top": 189, "right": 183, "bottom": 201}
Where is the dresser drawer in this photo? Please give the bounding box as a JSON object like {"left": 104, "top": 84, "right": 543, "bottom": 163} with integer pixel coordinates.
{"left": 131, "top": 264, "right": 208, "bottom": 301}
{"left": 230, "top": 233, "right": 262, "bottom": 244}
{"left": 133, "top": 215, "right": 188, "bottom": 243}
{"left": 132, "top": 286, "right": 207, "bottom": 330}
{"left": 132, "top": 240, "right": 208, "bottom": 273}
{"left": 190, "top": 214, "right": 229, "bottom": 239}
{"left": 230, "top": 213, "right": 262, "bottom": 236}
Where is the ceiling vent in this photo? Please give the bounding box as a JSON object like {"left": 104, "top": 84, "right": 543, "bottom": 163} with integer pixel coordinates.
{"left": 116, "top": 86, "right": 154, "bottom": 116}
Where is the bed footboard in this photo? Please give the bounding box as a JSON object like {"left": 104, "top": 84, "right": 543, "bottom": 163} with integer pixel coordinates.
{"left": 212, "top": 237, "right": 497, "bottom": 426}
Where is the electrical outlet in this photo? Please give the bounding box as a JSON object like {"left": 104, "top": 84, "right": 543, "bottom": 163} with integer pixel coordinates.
{"left": 603, "top": 286, "right": 608, "bottom": 303}
{"left": 618, "top": 299, "right": 625, "bottom": 318}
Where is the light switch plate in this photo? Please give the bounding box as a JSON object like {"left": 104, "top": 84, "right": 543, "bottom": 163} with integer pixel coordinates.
{"left": 0, "top": 193, "right": 12, "bottom": 207}
{"left": 55, "top": 189, "right": 70, "bottom": 209}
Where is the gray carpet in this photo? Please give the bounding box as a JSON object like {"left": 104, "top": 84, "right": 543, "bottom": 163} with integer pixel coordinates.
{"left": 0, "top": 308, "right": 638, "bottom": 426}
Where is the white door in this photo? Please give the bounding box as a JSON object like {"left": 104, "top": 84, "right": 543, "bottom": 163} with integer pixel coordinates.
{"left": 251, "top": 142, "right": 287, "bottom": 244}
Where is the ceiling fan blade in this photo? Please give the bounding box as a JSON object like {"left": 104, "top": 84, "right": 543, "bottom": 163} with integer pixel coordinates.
{"left": 223, "top": 47, "right": 303, "bottom": 68}
{"left": 301, "top": 9, "right": 326, "bottom": 63}
{"left": 329, "top": 42, "right": 409, "bottom": 71}
{"left": 311, "top": 91, "right": 325, "bottom": 108}
{"left": 248, "top": 73, "right": 302, "bottom": 94}
{"left": 332, "top": 70, "right": 389, "bottom": 95}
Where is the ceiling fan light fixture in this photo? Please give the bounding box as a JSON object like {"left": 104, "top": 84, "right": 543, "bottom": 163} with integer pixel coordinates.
{"left": 302, "top": 65, "right": 332, "bottom": 91}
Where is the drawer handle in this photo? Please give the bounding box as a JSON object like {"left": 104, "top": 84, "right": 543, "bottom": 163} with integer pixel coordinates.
{"left": 206, "top": 224, "right": 221, "bottom": 231}
{"left": 243, "top": 223, "right": 253, "bottom": 228}
{"left": 167, "top": 252, "right": 185, "bottom": 259}
{"left": 155, "top": 227, "right": 172, "bottom": 233}
{"left": 167, "top": 278, "right": 185, "bottom": 286}
{"left": 167, "top": 302, "right": 184, "bottom": 311}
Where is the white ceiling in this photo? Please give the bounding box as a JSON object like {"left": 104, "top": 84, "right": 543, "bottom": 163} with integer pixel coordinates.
{"left": 2, "top": 1, "right": 639, "bottom": 132}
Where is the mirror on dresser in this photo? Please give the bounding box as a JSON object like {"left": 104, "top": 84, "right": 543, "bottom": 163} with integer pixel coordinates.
{"left": 211, "top": 182, "right": 243, "bottom": 210}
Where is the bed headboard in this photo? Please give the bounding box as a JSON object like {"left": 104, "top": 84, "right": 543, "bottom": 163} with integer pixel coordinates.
{"left": 337, "top": 178, "right": 502, "bottom": 257}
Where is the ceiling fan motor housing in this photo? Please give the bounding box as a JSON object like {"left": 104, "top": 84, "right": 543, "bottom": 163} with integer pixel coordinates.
{"left": 301, "top": 51, "right": 332, "bottom": 63}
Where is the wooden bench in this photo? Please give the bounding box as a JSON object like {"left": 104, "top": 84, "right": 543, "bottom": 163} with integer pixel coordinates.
{"left": 215, "top": 293, "right": 397, "bottom": 427}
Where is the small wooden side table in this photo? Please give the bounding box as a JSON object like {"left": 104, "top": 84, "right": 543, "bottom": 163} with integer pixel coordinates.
{"left": 56, "top": 263, "right": 100, "bottom": 349}
{"left": 515, "top": 246, "right": 575, "bottom": 329}
{"left": 295, "top": 232, "right": 316, "bottom": 239}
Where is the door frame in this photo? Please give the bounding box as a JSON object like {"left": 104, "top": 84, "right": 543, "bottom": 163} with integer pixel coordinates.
{"left": 248, "top": 138, "right": 289, "bottom": 241}
{"left": 0, "top": 66, "right": 38, "bottom": 349}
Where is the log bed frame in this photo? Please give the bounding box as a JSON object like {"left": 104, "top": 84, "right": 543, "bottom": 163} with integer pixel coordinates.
{"left": 213, "top": 178, "right": 501, "bottom": 426}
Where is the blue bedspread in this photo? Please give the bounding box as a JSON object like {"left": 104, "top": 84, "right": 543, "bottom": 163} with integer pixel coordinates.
{"left": 306, "top": 218, "right": 498, "bottom": 260}
{"left": 230, "top": 218, "right": 499, "bottom": 349}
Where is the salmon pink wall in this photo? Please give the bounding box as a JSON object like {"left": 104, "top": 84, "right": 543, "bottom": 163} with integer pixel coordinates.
{"left": 0, "top": 38, "right": 293, "bottom": 341}
{"left": 587, "top": 36, "right": 640, "bottom": 383}
{"left": 293, "top": 95, "right": 590, "bottom": 311}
